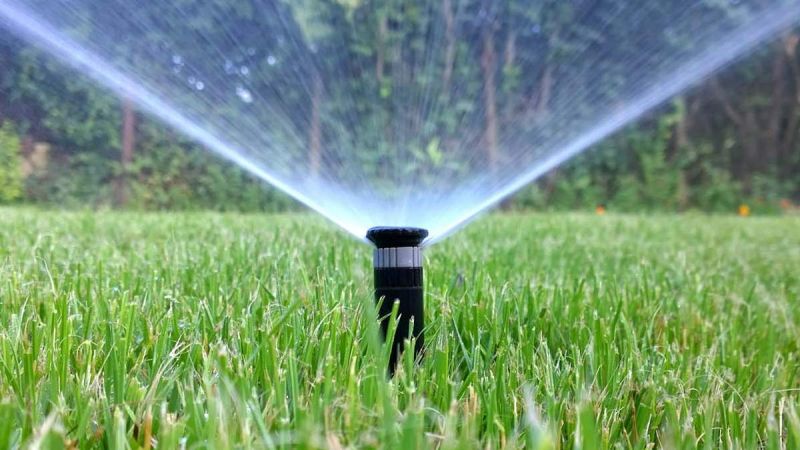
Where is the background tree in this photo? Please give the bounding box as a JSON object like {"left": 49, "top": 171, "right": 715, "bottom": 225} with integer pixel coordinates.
{"left": 0, "top": 0, "right": 797, "bottom": 212}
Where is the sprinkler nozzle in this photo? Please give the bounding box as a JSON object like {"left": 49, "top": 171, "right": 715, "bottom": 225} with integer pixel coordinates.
{"left": 367, "top": 227, "right": 428, "bottom": 373}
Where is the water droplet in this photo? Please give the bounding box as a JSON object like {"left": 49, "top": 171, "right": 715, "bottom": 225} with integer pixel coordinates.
{"left": 236, "top": 86, "right": 253, "bottom": 103}
{"left": 196, "top": 81, "right": 205, "bottom": 91}
{"left": 240, "top": 66, "right": 250, "bottom": 76}
{"left": 172, "top": 54, "right": 183, "bottom": 65}
{"left": 267, "top": 55, "right": 277, "bottom": 66}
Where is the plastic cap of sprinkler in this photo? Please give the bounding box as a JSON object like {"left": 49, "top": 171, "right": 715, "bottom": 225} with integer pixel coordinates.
{"left": 366, "top": 227, "right": 429, "bottom": 248}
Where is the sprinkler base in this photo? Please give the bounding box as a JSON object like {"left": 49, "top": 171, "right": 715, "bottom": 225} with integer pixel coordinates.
{"left": 367, "top": 227, "right": 428, "bottom": 374}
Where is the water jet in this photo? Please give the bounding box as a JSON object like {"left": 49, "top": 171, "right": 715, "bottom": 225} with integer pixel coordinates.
{"left": 367, "top": 226, "right": 428, "bottom": 373}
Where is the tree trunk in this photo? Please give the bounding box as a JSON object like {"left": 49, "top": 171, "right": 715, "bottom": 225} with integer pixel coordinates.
{"left": 667, "top": 98, "right": 690, "bottom": 164}
{"left": 377, "top": 14, "right": 387, "bottom": 84}
{"left": 481, "top": 28, "right": 499, "bottom": 170}
{"left": 781, "top": 33, "right": 800, "bottom": 181}
{"left": 534, "top": 64, "right": 553, "bottom": 118}
{"left": 309, "top": 72, "right": 323, "bottom": 176}
{"left": 674, "top": 99, "right": 689, "bottom": 150}
{"left": 20, "top": 135, "right": 34, "bottom": 179}
{"left": 21, "top": 135, "right": 34, "bottom": 158}
{"left": 709, "top": 77, "right": 744, "bottom": 126}
{"left": 441, "top": 0, "right": 455, "bottom": 91}
{"left": 766, "top": 43, "right": 788, "bottom": 168}
{"left": 115, "top": 99, "right": 136, "bottom": 207}
{"left": 672, "top": 98, "right": 691, "bottom": 210}
{"left": 501, "top": 30, "right": 517, "bottom": 126}
{"left": 504, "top": 31, "right": 516, "bottom": 72}
{"left": 709, "top": 76, "right": 752, "bottom": 182}
{"left": 528, "top": 31, "right": 557, "bottom": 119}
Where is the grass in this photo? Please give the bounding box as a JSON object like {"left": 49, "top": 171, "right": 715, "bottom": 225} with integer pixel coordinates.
{"left": 0, "top": 207, "right": 799, "bottom": 449}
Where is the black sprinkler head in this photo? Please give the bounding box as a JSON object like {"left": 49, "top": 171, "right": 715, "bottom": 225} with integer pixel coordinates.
{"left": 367, "top": 226, "right": 428, "bottom": 374}
{"left": 367, "top": 226, "right": 429, "bottom": 248}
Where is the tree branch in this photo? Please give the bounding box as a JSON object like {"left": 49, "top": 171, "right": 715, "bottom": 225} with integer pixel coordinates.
{"left": 709, "top": 77, "right": 744, "bottom": 126}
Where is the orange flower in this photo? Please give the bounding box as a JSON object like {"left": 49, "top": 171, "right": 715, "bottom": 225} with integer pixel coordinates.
{"left": 595, "top": 205, "right": 606, "bottom": 215}
{"left": 738, "top": 204, "right": 750, "bottom": 217}
{"left": 780, "top": 198, "right": 792, "bottom": 210}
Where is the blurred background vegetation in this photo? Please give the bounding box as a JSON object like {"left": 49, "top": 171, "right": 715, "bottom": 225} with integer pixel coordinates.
{"left": 0, "top": 0, "right": 798, "bottom": 215}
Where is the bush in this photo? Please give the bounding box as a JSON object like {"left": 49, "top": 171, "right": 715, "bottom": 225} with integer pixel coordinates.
{"left": 0, "top": 122, "right": 23, "bottom": 203}
{"left": 24, "top": 151, "right": 115, "bottom": 208}
{"left": 126, "top": 122, "right": 297, "bottom": 212}
{"left": 692, "top": 164, "right": 741, "bottom": 213}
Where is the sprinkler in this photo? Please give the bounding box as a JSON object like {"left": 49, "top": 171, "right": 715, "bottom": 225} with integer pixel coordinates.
{"left": 366, "top": 226, "right": 428, "bottom": 373}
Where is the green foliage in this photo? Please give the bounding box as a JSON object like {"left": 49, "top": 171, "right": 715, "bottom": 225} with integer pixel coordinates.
{"left": 23, "top": 125, "right": 297, "bottom": 212}
{"left": 0, "top": 4, "right": 797, "bottom": 213}
{"left": 125, "top": 122, "right": 296, "bottom": 212}
{"left": 0, "top": 123, "right": 23, "bottom": 203}
{"left": 693, "top": 163, "right": 742, "bottom": 212}
{"left": 519, "top": 96, "right": 798, "bottom": 213}
{"left": 129, "top": 146, "right": 296, "bottom": 212}
{"left": 549, "top": 165, "right": 603, "bottom": 209}
{"left": 24, "top": 151, "right": 115, "bottom": 208}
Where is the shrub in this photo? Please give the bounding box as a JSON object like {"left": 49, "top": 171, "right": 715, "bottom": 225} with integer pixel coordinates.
{"left": 0, "top": 122, "right": 23, "bottom": 203}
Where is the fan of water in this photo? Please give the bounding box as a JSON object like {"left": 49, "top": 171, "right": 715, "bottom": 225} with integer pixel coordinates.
{"left": 1, "top": 0, "right": 798, "bottom": 242}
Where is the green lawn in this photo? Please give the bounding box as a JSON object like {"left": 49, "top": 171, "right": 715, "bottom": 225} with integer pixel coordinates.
{"left": 0, "top": 208, "right": 799, "bottom": 449}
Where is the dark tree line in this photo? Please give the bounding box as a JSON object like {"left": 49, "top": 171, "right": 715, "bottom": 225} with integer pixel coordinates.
{"left": 0, "top": 0, "right": 797, "bottom": 212}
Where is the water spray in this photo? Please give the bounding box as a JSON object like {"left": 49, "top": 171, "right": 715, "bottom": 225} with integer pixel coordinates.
{"left": 2, "top": 0, "right": 799, "bottom": 244}
{"left": 367, "top": 226, "right": 428, "bottom": 373}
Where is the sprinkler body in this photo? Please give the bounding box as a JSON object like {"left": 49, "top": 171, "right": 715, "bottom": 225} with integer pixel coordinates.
{"left": 366, "top": 227, "right": 428, "bottom": 373}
